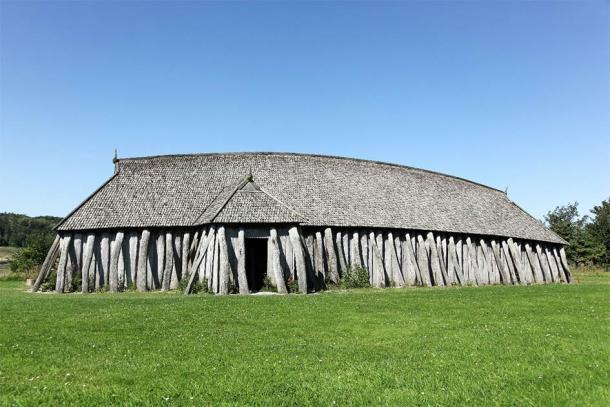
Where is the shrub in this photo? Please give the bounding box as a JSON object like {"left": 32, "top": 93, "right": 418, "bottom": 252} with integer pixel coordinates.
{"left": 177, "top": 275, "right": 212, "bottom": 294}
{"left": 340, "top": 266, "right": 371, "bottom": 289}
{"left": 261, "top": 276, "right": 274, "bottom": 292}
{"left": 287, "top": 277, "right": 299, "bottom": 293}
{"left": 71, "top": 272, "right": 82, "bottom": 292}
{"left": 9, "top": 234, "right": 54, "bottom": 274}
{"left": 41, "top": 271, "right": 57, "bottom": 291}
{"left": 177, "top": 276, "right": 190, "bottom": 292}
{"left": 189, "top": 278, "right": 210, "bottom": 294}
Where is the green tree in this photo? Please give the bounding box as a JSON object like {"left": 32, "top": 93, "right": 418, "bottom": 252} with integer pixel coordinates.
{"left": 588, "top": 198, "right": 610, "bottom": 265}
{"left": 544, "top": 202, "right": 581, "bottom": 245}
{"left": 0, "top": 213, "right": 61, "bottom": 247}
{"left": 545, "top": 202, "right": 605, "bottom": 266}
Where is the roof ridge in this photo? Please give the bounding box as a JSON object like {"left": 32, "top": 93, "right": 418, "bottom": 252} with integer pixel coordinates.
{"left": 207, "top": 178, "right": 306, "bottom": 224}
{"left": 192, "top": 176, "right": 249, "bottom": 225}
{"left": 116, "top": 152, "right": 505, "bottom": 194}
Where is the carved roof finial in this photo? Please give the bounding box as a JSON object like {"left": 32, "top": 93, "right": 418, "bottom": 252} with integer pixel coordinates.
{"left": 112, "top": 149, "right": 118, "bottom": 164}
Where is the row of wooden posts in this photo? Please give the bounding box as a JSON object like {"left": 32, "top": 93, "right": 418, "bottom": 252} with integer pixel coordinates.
{"left": 32, "top": 225, "right": 572, "bottom": 294}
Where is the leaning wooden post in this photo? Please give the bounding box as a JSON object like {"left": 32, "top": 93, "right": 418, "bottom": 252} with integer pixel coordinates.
{"left": 65, "top": 236, "right": 79, "bottom": 292}
{"left": 204, "top": 228, "right": 217, "bottom": 289}
{"left": 500, "top": 240, "right": 517, "bottom": 284}
{"left": 315, "top": 231, "right": 326, "bottom": 281}
{"left": 350, "top": 231, "right": 361, "bottom": 267}
{"left": 335, "top": 231, "right": 347, "bottom": 276}
{"left": 491, "top": 240, "right": 510, "bottom": 284}
{"left": 55, "top": 235, "right": 71, "bottom": 293}
{"left": 270, "top": 228, "right": 288, "bottom": 294}
{"left": 401, "top": 233, "right": 418, "bottom": 285}
{"left": 289, "top": 226, "right": 308, "bottom": 293}
{"left": 387, "top": 232, "right": 404, "bottom": 287}
{"left": 161, "top": 231, "right": 174, "bottom": 291}
{"left": 535, "top": 244, "right": 552, "bottom": 283}
{"left": 234, "top": 228, "right": 249, "bottom": 294}
{"left": 217, "top": 226, "right": 230, "bottom": 295}
{"left": 426, "top": 232, "right": 445, "bottom": 286}
{"left": 184, "top": 228, "right": 214, "bottom": 294}
{"left": 109, "top": 232, "right": 124, "bottom": 292}
{"left": 73, "top": 234, "right": 83, "bottom": 280}
{"left": 323, "top": 228, "right": 340, "bottom": 284}
{"left": 405, "top": 233, "right": 422, "bottom": 285}
{"left": 559, "top": 247, "right": 573, "bottom": 283}
{"left": 524, "top": 243, "right": 543, "bottom": 283}
{"left": 416, "top": 234, "right": 432, "bottom": 286}
{"left": 448, "top": 236, "right": 465, "bottom": 286}
{"left": 97, "top": 233, "right": 110, "bottom": 289}
{"left": 80, "top": 234, "right": 95, "bottom": 293}
{"left": 181, "top": 232, "right": 190, "bottom": 281}
{"left": 136, "top": 229, "right": 150, "bottom": 291}
{"left": 550, "top": 248, "right": 567, "bottom": 283}
{"left": 475, "top": 243, "right": 487, "bottom": 285}
{"left": 545, "top": 246, "right": 560, "bottom": 283}
{"left": 370, "top": 232, "right": 385, "bottom": 288}
{"left": 32, "top": 234, "right": 61, "bottom": 292}
{"left": 360, "top": 233, "right": 369, "bottom": 275}
{"left": 127, "top": 233, "right": 138, "bottom": 286}
{"left": 507, "top": 238, "right": 526, "bottom": 284}
{"left": 170, "top": 234, "right": 181, "bottom": 289}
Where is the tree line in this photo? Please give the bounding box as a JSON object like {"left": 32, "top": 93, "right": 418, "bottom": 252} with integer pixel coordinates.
{"left": 0, "top": 213, "right": 61, "bottom": 247}
{"left": 0, "top": 213, "right": 61, "bottom": 274}
{"left": 544, "top": 198, "right": 610, "bottom": 267}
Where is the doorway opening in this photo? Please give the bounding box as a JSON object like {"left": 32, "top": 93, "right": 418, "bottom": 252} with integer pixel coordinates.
{"left": 245, "top": 238, "right": 268, "bottom": 292}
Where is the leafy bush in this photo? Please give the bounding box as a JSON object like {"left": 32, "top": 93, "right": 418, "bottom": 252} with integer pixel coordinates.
{"left": 189, "top": 278, "right": 210, "bottom": 294}
{"left": 287, "top": 277, "right": 299, "bottom": 293}
{"left": 10, "top": 234, "right": 54, "bottom": 274}
{"left": 229, "top": 280, "right": 239, "bottom": 294}
{"left": 260, "top": 275, "right": 274, "bottom": 292}
{"left": 41, "top": 271, "right": 56, "bottom": 291}
{"left": 71, "top": 272, "right": 82, "bottom": 292}
{"left": 177, "top": 276, "right": 190, "bottom": 292}
{"left": 340, "top": 266, "right": 371, "bottom": 289}
{"left": 178, "top": 275, "right": 210, "bottom": 294}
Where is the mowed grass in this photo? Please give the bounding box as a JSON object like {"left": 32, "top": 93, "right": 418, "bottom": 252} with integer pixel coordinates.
{"left": 1, "top": 273, "right": 608, "bottom": 405}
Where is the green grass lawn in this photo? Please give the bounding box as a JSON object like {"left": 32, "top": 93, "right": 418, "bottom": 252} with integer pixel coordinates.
{"left": 1, "top": 273, "right": 608, "bottom": 405}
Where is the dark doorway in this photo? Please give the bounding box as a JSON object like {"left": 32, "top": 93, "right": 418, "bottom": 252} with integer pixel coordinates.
{"left": 245, "top": 238, "right": 268, "bottom": 292}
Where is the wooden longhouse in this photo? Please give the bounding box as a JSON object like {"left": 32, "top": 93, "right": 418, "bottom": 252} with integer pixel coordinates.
{"left": 33, "top": 152, "right": 571, "bottom": 294}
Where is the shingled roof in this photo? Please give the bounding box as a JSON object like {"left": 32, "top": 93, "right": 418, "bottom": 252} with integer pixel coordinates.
{"left": 56, "top": 152, "right": 564, "bottom": 244}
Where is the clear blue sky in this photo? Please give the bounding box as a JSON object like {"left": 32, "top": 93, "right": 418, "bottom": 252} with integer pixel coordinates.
{"left": 1, "top": 1, "right": 608, "bottom": 220}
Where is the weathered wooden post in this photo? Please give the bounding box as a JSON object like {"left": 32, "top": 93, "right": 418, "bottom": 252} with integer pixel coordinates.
{"left": 55, "top": 235, "right": 71, "bottom": 293}
{"left": 136, "top": 229, "right": 150, "bottom": 291}
{"left": 32, "top": 234, "right": 60, "bottom": 293}
{"left": 324, "top": 228, "right": 339, "bottom": 284}
{"left": 109, "top": 232, "right": 124, "bottom": 292}
{"left": 270, "top": 228, "right": 288, "bottom": 294}
{"left": 289, "top": 226, "right": 308, "bottom": 293}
